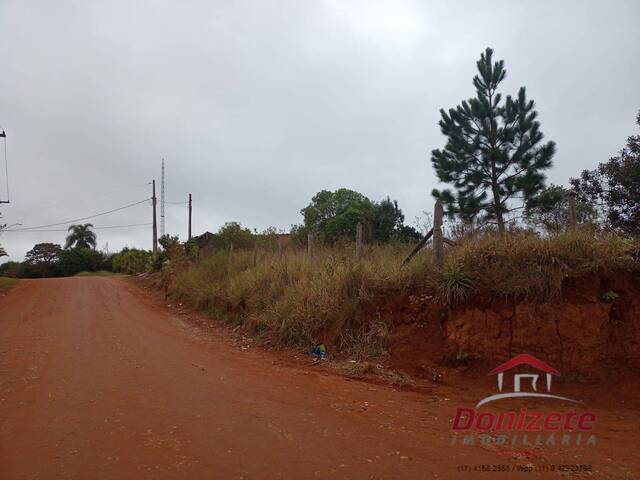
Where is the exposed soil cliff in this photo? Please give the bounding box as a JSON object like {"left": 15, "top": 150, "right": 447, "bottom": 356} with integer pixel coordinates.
{"left": 388, "top": 271, "right": 640, "bottom": 380}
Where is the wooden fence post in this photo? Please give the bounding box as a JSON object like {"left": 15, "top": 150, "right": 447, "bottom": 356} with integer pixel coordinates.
{"left": 228, "top": 241, "right": 234, "bottom": 268}
{"left": 433, "top": 200, "right": 444, "bottom": 268}
{"left": 277, "top": 236, "right": 283, "bottom": 259}
{"left": 253, "top": 237, "right": 258, "bottom": 267}
{"left": 568, "top": 194, "right": 577, "bottom": 229}
{"left": 355, "top": 222, "right": 363, "bottom": 259}
{"left": 307, "top": 233, "right": 314, "bottom": 261}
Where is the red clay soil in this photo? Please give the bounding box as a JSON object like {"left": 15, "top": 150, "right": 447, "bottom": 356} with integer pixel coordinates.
{"left": 0, "top": 277, "right": 639, "bottom": 479}
{"left": 388, "top": 271, "right": 640, "bottom": 380}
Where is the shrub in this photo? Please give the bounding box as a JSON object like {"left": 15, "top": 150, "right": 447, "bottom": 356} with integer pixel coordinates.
{"left": 0, "top": 261, "right": 22, "bottom": 278}
{"left": 112, "top": 248, "right": 152, "bottom": 274}
{"left": 58, "top": 248, "right": 106, "bottom": 276}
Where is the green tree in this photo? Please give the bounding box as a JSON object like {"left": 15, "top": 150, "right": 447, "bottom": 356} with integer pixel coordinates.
{"left": 431, "top": 48, "right": 556, "bottom": 233}
{"left": 372, "top": 197, "right": 421, "bottom": 242}
{"left": 65, "top": 223, "right": 97, "bottom": 249}
{"left": 525, "top": 185, "right": 595, "bottom": 233}
{"left": 301, "top": 189, "right": 374, "bottom": 244}
{"left": 217, "top": 222, "right": 254, "bottom": 249}
{"left": 571, "top": 110, "right": 640, "bottom": 235}
{"left": 0, "top": 261, "right": 20, "bottom": 277}
{"left": 25, "top": 243, "right": 63, "bottom": 265}
{"left": 159, "top": 234, "right": 180, "bottom": 251}
{"left": 112, "top": 248, "right": 151, "bottom": 274}
{"left": 372, "top": 197, "right": 403, "bottom": 243}
{"left": 58, "top": 248, "right": 104, "bottom": 276}
{"left": 300, "top": 189, "right": 418, "bottom": 244}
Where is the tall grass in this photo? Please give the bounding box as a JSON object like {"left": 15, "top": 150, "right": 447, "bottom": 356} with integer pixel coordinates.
{"left": 442, "top": 230, "right": 639, "bottom": 301}
{"left": 0, "top": 277, "right": 19, "bottom": 293}
{"left": 161, "top": 230, "right": 639, "bottom": 353}
{"left": 166, "top": 244, "right": 436, "bottom": 354}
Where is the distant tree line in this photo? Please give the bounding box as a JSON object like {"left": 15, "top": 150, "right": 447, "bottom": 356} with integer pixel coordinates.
{"left": 0, "top": 223, "right": 154, "bottom": 278}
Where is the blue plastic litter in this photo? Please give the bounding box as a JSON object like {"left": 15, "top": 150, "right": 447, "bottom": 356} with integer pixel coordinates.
{"left": 308, "top": 343, "right": 327, "bottom": 359}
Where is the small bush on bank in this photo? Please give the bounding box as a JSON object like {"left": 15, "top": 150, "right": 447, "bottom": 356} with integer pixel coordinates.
{"left": 112, "top": 248, "right": 152, "bottom": 274}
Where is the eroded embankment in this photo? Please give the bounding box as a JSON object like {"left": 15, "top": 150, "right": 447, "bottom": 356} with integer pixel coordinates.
{"left": 388, "top": 271, "right": 640, "bottom": 380}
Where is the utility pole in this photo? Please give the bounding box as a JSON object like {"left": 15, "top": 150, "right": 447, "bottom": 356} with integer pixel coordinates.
{"left": 188, "top": 193, "right": 192, "bottom": 241}
{"left": 160, "top": 159, "right": 165, "bottom": 237}
{"left": 152, "top": 180, "right": 158, "bottom": 255}
{"left": 0, "top": 128, "right": 9, "bottom": 204}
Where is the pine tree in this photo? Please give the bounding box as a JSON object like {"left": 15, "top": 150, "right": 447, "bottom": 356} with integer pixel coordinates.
{"left": 431, "top": 48, "right": 555, "bottom": 233}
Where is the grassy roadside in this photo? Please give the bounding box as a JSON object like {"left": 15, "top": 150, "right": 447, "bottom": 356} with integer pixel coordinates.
{"left": 157, "top": 230, "right": 640, "bottom": 356}
{"left": 75, "top": 270, "right": 118, "bottom": 277}
{"left": 0, "top": 277, "right": 19, "bottom": 293}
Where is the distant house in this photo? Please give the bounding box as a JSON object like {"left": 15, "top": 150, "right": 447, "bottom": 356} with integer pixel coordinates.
{"left": 192, "top": 231, "right": 215, "bottom": 249}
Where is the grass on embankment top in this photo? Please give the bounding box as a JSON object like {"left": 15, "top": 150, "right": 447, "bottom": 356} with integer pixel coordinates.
{"left": 160, "top": 229, "right": 640, "bottom": 355}
{"left": 0, "top": 277, "right": 19, "bottom": 293}
{"left": 75, "top": 270, "right": 118, "bottom": 277}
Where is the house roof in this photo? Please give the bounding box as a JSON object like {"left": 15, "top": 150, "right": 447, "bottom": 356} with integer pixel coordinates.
{"left": 488, "top": 353, "right": 560, "bottom": 376}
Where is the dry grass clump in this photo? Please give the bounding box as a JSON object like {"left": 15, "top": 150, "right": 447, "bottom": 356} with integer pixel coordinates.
{"left": 442, "top": 229, "right": 639, "bottom": 301}
{"left": 168, "top": 244, "right": 436, "bottom": 352}
{"left": 336, "top": 361, "right": 416, "bottom": 387}
{"left": 164, "top": 230, "right": 639, "bottom": 351}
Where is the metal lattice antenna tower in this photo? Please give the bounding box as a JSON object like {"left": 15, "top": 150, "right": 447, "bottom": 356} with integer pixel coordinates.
{"left": 160, "top": 158, "right": 165, "bottom": 237}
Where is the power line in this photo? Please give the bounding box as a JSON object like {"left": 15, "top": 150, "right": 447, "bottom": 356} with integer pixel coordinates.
{"left": 6, "top": 183, "right": 149, "bottom": 217}
{"left": 4, "top": 198, "right": 151, "bottom": 232}
{"left": 1, "top": 222, "right": 152, "bottom": 233}
{"left": 94, "top": 222, "right": 152, "bottom": 230}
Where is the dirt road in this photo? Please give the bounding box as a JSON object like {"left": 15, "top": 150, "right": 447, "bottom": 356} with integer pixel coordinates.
{"left": 0, "top": 277, "right": 638, "bottom": 479}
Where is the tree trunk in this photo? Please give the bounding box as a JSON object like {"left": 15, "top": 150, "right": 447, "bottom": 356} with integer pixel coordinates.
{"left": 495, "top": 209, "right": 505, "bottom": 234}
{"left": 491, "top": 184, "right": 506, "bottom": 234}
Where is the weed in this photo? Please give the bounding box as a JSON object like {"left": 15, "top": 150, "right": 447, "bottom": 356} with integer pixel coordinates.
{"left": 600, "top": 291, "right": 619, "bottom": 302}
{"left": 0, "top": 277, "right": 18, "bottom": 293}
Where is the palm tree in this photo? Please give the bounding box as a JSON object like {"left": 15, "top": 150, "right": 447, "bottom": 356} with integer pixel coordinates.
{"left": 65, "top": 223, "right": 97, "bottom": 249}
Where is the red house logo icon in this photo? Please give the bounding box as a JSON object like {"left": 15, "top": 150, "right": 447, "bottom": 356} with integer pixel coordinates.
{"left": 476, "top": 354, "right": 580, "bottom": 408}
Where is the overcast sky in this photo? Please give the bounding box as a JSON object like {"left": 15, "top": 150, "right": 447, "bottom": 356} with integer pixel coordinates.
{"left": 0, "top": 0, "right": 639, "bottom": 260}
